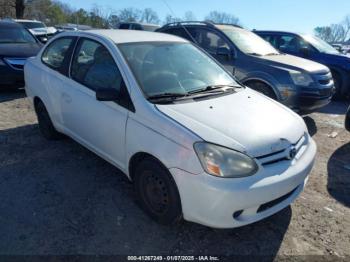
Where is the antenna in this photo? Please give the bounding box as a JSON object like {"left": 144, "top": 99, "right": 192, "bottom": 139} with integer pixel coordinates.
{"left": 161, "top": 0, "right": 199, "bottom": 45}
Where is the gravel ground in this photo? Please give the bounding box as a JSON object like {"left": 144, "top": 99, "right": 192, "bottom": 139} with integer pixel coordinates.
{"left": 0, "top": 90, "right": 349, "bottom": 260}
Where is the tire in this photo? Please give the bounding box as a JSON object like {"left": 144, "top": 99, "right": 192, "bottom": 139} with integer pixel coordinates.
{"left": 245, "top": 81, "right": 277, "bottom": 99}
{"left": 134, "top": 157, "right": 182, "bottom": 225}
{"left": 34, "top": 100, "right": 63, "bottom": 140}
{"left": 331, "top": 70, "right": 343, "bottom": 100}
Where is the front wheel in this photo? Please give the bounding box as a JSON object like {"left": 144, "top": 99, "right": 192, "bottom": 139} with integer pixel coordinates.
{"left": 331, "top": 70, "right": 343, "bottom": 100}
{"left": 134, "top": 158, "right": 182, "bottom": 225}
{"left": 245, "top": 81, "right": 277, "bottom": 99}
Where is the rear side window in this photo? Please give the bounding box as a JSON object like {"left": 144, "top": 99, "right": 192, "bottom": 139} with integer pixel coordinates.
{"left": 42, "top": 38, "right": 73, "bottom": 70}
{"left": 70, "top": 38, "right": 123, "bottom": 92}
{"left": 162, "top": 28, "right": 192, "bottom": 40}
{"left": 119, "top": 23, "right": 130, "bottom": 29}
{"left": 260, "top": 35, "right": 278, "bottom": 48}
{"left": 132, "top": 24, "right": 143, "bottom": 30}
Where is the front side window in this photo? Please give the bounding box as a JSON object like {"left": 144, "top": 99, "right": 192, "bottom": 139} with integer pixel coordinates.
{"left": 190, "top": 29, "right": 229, "bottom": 54}
{"left": 219, "top": 26, "right": 279, "bottom": 56}
{"left": 0, "top": 27, "right": 36, "bottom": 44}
{"left": 301, "top": 34, "right": 338, "bottom": 54}
{"left": 277, "top": 35, "right": 309, "bottom": 53}
{"left": 71, "top": 39, "right": 123, "bottom": 92}
{"left": 118, "top": 42, "right": 237, "bottom": 97}
{"left": 42, "top": 38, "right": 73, "bottom": 69}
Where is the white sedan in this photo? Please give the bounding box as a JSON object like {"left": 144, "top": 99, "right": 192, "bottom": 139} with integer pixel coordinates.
{"left": 24, "top": 30, "right": 316, "bottom": 228}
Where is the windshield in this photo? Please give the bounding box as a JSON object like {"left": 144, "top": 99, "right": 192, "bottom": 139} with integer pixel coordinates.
{"left": 302, "top": 34, "right": 339, "bottom": 54}
{"left": 220, "top": 27, "right": 279, "bottom": 56}
{"left": 0, "top": 28, "right": 37, "bottom": 44}
{"left": 118, "top": 42, "right": 238, "bottom": 97}
{"left": 18, "top": 21, "right": 46, "bottom": 29}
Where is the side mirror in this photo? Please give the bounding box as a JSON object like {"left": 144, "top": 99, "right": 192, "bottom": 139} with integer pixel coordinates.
{"left": 96, "top": 88, "right": 119, "bottom": 101}
{"left": 216, "top": 47, "right": 231, "bottom": 59}
{"left": 300, "top": 47, "right": 310, "bottom": 57}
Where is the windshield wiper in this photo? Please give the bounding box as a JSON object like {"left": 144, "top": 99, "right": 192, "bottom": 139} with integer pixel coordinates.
{"left": 188, "top": 84, "right": 240, "bottom": 95}
{"left": 147, "top": 92, "right": 188, "bottom": 101}
{"left": 246, "top": 52, "right": 262, "bottom": 56}
{"left": 265, "top": 52, "right": 280, "bottom": 56}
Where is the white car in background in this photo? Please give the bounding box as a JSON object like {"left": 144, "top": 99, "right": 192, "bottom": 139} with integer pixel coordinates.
{"left": 15, "top": 19, "right": 57, "bottom": 42}
{"left": 24, "top": 30, "right": 316, "bottom": 228}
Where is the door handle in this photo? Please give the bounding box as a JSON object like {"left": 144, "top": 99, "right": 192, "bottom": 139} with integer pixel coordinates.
{"left": 62, "top": 92, "right": 72, "bottom": 103}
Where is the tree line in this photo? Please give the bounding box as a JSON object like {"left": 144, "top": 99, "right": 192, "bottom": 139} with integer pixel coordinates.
{"left": 0, "top": 0, "right": 240, "bottom": 28}
{"left": 314, "top": 15, "right": 350, "bottom": 43}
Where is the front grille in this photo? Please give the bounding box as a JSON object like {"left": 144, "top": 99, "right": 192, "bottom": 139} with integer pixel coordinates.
{"left": 4, "top": 58, "right": 27, "bottom": 70}
{"left": 257, "top": 186, "right": 298, "bottom": 213}
{"left": 319, "top": 87, "right": 333, "bottom": 97}
{"left": 256, "top": 134, "right": 307, "bottom": 166}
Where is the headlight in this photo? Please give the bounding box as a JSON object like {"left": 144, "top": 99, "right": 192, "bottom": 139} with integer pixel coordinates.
{"left": 289, "top": 71, "right": 313, "bottom": 86}
{"left": 194, "top": 142, "right": 258, "bottom": 178}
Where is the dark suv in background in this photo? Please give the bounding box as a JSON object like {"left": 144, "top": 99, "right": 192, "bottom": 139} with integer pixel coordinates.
{"left": 255, "top": 31, "right": 350, "bottom": 99}
{"left": 0, "top": 21, "right": 42, "bottom": 90}
{"left": 157, "top": 22, "right": 334, "bottom": 113}
{"left": 117, "top": 22, "right": 160, "bottom": 31}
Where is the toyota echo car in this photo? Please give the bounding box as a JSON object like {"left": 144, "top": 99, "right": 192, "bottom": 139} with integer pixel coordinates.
{"left": 24, "top": 30, "right": 316, "bottom": 228}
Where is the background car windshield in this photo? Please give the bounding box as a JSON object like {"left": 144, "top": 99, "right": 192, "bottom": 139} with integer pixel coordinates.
{"left": 221, "top": 27, "right": 279, "bottom": 56}
{"left": 302, "top": 34, "right": 339, "bottom": 54}
{"left": 18, "top": 22, "right": 46, "bottom": 29}
{"left": 118, "top": 42, "right": 236, "bottom": 96}
{"left": 0, "top": 28, "right": 36, "bottom": 43}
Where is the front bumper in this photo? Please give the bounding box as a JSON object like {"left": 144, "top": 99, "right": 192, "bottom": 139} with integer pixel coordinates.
{"left": 170, "top": 138, "right": 316, "bottom": 229}
{"left": 0, "top": 64, "right": 25, "bottom": 89}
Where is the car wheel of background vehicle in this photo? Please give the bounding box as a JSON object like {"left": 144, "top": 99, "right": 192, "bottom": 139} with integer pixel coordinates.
{"left": 34, "top": 100, "right": 63, "bottom": 140}
{"left": 134, "top": 157, "right": 182, "bottom": 225}
{"left": 245, "top": 81, "right": 277, "bottom": 99}
{"left": 331, "top": 70, "right": 343, "bottom": 100}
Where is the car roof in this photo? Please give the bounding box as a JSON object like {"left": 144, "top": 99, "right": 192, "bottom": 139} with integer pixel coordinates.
{"left": 120, "top": 22, "right": 160, "bottom": 27}
{"left": 254, "top": 30, "right": 300, "bottom": 35}
{"left": 0, "top": 21, "right": 23, "bottom": 29}
{"left": 61, "top": 29, "right": 188, "bottom": 44}
{"left": 159, "top": 21, "right": 242, "bottom": 31}
{"left": 14, "top": 19, "right": 39, "bottom": 22}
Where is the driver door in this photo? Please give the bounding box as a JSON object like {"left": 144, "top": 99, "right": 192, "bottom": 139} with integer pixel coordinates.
{"left": 60, "top": 38, "right": 130, "bottom": 170}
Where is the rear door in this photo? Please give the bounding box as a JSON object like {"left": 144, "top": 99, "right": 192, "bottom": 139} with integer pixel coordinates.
{"left": 60, "top": 37, "right": 132, "bottom": 169}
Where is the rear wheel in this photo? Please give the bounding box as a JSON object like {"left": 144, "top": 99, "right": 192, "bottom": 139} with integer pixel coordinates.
{"left": 34, "top": 100, "right": 63, "bottom": 140}
{"left": 134, "top": 157, "right": 182, "bottom": 225}
{"left": 245, "top": 81, "right": 277, "bottom": 99}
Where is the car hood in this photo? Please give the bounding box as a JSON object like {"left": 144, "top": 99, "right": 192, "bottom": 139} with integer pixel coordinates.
{"left": 0, "top": 43, "right": 41, "bottom": 58}
{"left": 323, "top": 52, "right": 350, "bottom": 63}
{"left": 156, "top": 88, "right": 307, "bottom": 157}
{"left": 259, "top": 53, "right": 329, "bottom": 74}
